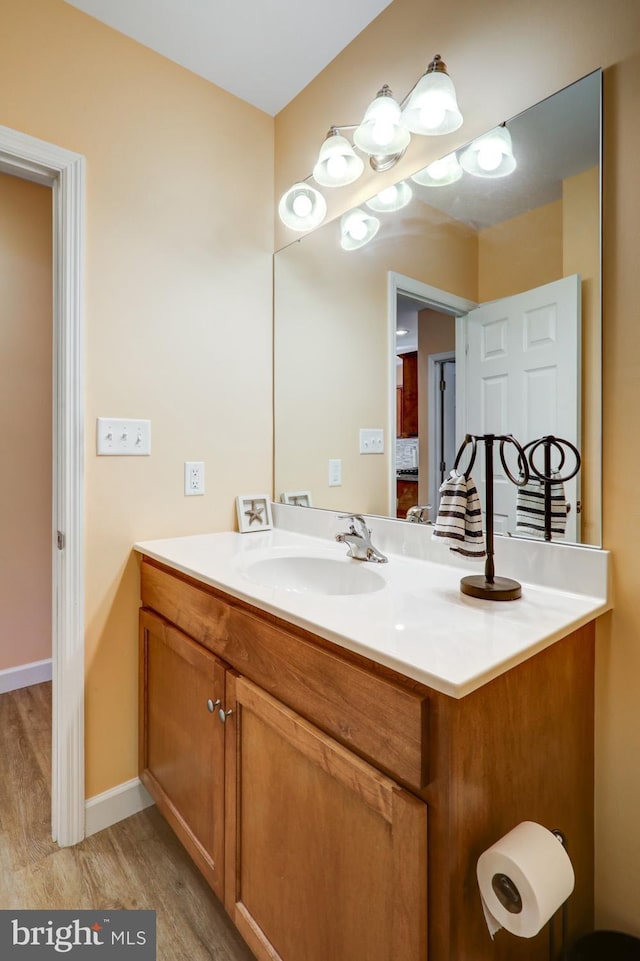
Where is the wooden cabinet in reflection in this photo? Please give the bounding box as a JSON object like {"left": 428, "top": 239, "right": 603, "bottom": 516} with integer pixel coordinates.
{"left": 397, "top": 350, "right": 418, "bottom": 437}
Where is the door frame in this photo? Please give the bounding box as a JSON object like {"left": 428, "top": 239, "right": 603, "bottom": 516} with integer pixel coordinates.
{"left": 0, "top": 125, "right": 85, "bottom": 846}
{"left": 387, "top": 272, "right": 476, "bottom": 515}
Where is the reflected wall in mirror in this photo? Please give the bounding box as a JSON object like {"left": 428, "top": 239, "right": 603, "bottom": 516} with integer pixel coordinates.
{"left": 274, "top": 70, "right": 601, "bottom": 546}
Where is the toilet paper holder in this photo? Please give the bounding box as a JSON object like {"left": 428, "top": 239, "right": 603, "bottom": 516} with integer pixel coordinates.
{"left": 484, "top": 827, "right": 569, "bottom": 959}
{"left": 549, "top": 830, "right": 569, "bottom": 961}
{"left": 492, "top": 872, "right": 523, "bottom": 914}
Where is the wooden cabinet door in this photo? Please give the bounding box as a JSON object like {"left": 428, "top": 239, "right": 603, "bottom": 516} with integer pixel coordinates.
{"left": 224, "top": 674, "right": 428, "bottom": 961}
{"left": 400, "top": 351, "right": 418, "bottom": 437}
{"left": 139, "top": 610, "right": 226, "bottom": 899}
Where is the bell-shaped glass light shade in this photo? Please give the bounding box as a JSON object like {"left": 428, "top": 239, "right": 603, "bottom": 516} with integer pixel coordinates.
{"left": 312, "top": 132, "right": 364, "bottom": 187}
{"left": 459, "top": 126, "right": 517, "bottom": 178}
{"left": 365, "top": 180, "right": 413, "bottom": 213}
{"left": 353, "top": 87, "right": 411, "bottom": 157}
{"left": 340, "top": 208, "right": 380, "bottom": 251}
{"left": 278, "top": 182, "right": 327, "bottom": 230}
{"left": 401, "top": 58, "right": 463, "bottom": 136}
{"left": 411, "top": 152, "right": 463, "bottom": 187}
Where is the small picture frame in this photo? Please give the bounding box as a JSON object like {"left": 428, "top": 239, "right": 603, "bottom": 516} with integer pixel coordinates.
{"left": 280, "top": 490, "right": 313, "bottom": 508}
{"left": 236, "top": 494, "right": 273, "bottom": 533}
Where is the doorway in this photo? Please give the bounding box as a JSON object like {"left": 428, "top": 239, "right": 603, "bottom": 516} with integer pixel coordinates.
{"left": 427, "top": 353, "right": 456, "bottom": 522}
{"left": 387, "top": 272, "right": 476, "bottom": 519}
{"left": 0, "top": 124, "right": 85, "bottom": 846}
{"left": 0, "top": 172, "right": 53, "bottom": 694}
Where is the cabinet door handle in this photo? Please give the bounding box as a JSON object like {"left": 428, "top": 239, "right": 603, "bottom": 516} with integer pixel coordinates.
{"left": 218, "top": 707, "right": 233, "bottom": 724}
{"left": 207, "top": 698, "right": 221, "bottom": 713}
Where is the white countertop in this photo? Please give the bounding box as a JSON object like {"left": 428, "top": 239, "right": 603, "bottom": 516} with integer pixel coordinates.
{"left": 135, "top": 526, "right": 609, "bottom": 699}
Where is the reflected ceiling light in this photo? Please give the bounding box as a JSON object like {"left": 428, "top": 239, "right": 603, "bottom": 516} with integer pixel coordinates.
{"left": 366, "top": 180, "right": 413, "bottom": 213}
{"left": 278, "top": 182, "right": 327, "bottom": 231}
{"left": 401, "top": 55, "right": 463, "bottom": 136}
{"left": 396, "top": 328, "right": 409, "bottom": 336}
{"left": 312, "top": 129, "right": 365, "bottom": 187}
{"left": 411, "top": 151, "right": 463, "bottom": 187}
{"left": 353, "top": 86, "right": 410, "bottom": 168}
{"left": 459, "top": 125, "right": 517, "bottom": 178}
{"left": 340, "top": 208, "right": 380, "bottom": 250}
{"left": 277, "top": 53, "right": 463, "bottom": 229}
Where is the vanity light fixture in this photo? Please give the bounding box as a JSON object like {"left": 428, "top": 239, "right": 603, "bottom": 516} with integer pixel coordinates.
{"left": 411, "top": 151, "right": 463, "bottom": 187}
{"left": 312, "top": 129, "right": 365, "bottom": 187}
{"left": 460, "top": 124, "right": 517, "bottom": 178}
{"left": 352, "top": 85, "right": 411, "bottom": 171}
{"left": 278, "top": 182, "right": 328, "bottom": 231}
{"left": 366, "top": 180, "right": 413, "bottom": 213}
{"left": 340, "top": 208, "right": 380, "bottom": 250}
{"left": 277, "top": 53, "right": 463, "bottom": 229}
{"left": 400, "top": 55, "right": 463, "bottom": 136}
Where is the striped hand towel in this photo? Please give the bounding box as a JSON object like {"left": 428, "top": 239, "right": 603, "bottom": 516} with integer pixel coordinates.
{"left": 516, "top": 470, "right": 568, "bottom": 539}
{"left": 431, "top": 469, "right": 486, "bottom": 558}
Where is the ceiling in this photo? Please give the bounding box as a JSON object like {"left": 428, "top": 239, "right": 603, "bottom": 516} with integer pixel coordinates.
{"left": 64, "top": 0, "right": 392, "bottom": 115}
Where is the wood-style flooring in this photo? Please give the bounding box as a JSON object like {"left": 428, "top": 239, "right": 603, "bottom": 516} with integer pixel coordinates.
{"left": 0, "top": 682, "right": 255, "bottom": 961}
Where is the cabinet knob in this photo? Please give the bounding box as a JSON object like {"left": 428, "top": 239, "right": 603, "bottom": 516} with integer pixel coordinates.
{"left": 207, "top": 698, "right": 221, "bottom": 713}
{"left": 218, "top": 707, "right": 233, "bottom": 724}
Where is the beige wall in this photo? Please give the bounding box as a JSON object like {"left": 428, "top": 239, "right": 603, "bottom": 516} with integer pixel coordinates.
{"left": 274, "top": 0, "right": 640, "bottom": 935}
{"left": 0, "top": 0, "right": 274, "bottom": 797}
{"left": 563, "top": 166, "right": 601, "bottom": 546}
{"left": 274, "top": 200, "right": 476, "bottom": 514}
{"left": 478, "top": 199, "right": 563, "bottom": 302}
{"left": 0, "top": 173, "right": 52, "bottom": 672}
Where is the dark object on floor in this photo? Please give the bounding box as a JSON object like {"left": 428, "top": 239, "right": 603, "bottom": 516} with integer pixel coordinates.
{"left": 569, "top": 931, "right": 640, "bottom": 960}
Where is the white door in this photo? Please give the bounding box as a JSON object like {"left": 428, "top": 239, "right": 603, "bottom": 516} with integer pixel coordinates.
{"left": 457, "top": 275, "right": 581, "bottom": 540}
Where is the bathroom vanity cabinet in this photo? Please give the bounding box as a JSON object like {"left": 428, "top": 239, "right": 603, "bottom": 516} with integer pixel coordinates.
{"left": 139, "top": 555, "right": 595, "bottom": 961}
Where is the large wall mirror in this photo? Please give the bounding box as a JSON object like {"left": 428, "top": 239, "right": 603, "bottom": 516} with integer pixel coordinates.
{"left": 274, "top": 70, "right": 602, "bottom": 547}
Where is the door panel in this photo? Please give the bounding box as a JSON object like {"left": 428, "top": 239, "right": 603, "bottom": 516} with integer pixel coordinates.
{"left": 139, "top": 610, "right": 226, "bottom": 898}
{"left": 225, "top": 674, "right": 428, "bottom": 961}
{"left": 460, "top": 275, "right": 581, "bottom": 538}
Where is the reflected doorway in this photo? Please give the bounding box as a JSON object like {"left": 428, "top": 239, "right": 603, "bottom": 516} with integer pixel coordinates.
{"left": 394, "top": 288, "right": 461, "bottom": 521}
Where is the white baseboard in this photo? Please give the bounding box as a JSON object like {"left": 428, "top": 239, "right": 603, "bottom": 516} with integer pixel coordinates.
{"left": 0, "top": 658, "right": 52, "bottom": 694}
{"left": 85, "top": 777, "right": 154, "bottom": 838}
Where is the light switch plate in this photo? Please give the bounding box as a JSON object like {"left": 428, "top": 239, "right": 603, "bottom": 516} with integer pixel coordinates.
{"left": 359, "top": 428, "right": 384, "bottom": 454}
{"left": 97, "top": 418, "right": 151, "bottom": 455}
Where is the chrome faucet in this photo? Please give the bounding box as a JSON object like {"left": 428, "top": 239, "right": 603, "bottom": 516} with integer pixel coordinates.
{"left": 335, "top": 514, "right": 388, "bottom": 563}
{"left": 406, "top": 504, "right": 432, "bottom": 524}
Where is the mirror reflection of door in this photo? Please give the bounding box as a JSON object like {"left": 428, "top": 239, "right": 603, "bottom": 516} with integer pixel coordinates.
{"left": 458, "top": 274, "right": 581, "bottom": 540}
{"left": 394, "top": 275, "right": 581, "bottom": 539}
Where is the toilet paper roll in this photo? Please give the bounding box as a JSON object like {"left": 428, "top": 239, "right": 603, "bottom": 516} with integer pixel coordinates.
{"left": 476, "top": 821, "right": 575, "bottom": 939}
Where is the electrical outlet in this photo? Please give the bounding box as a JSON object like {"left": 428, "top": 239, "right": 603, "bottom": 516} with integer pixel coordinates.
{"left": 359, "top": 428, "right": 384, "bottom": 454}
{"left": 184, "top": 461, "right": 205, "bottom": 495}
{"left": 328, "top": 458, "right": 342, "bottom": 486}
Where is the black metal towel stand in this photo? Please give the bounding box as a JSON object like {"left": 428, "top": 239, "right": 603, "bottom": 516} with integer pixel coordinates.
{"left": 520, "top": 435, "right": 582, "bottom": 541}
{"left": 453, "top": 432, "right": 529, "bottom": 601}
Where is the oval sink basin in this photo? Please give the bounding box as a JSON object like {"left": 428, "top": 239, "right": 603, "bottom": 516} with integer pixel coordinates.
{"left": 242, "top": 555, "right": 386, "bottom": 596}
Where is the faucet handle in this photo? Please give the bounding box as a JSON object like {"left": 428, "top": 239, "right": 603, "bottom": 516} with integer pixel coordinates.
{"left": 338, "top": 513, "right": 369, "bottom": 535}
{"left": 406, "top": 504, "right": 432, "bottom": 524}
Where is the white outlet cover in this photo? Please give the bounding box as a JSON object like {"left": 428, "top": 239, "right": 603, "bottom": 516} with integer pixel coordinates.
{"left": 184, "top": 461, "right": 205, "bottom": 495}
{"left": 328, "top": 458, "right": 342, "bottom": 487}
